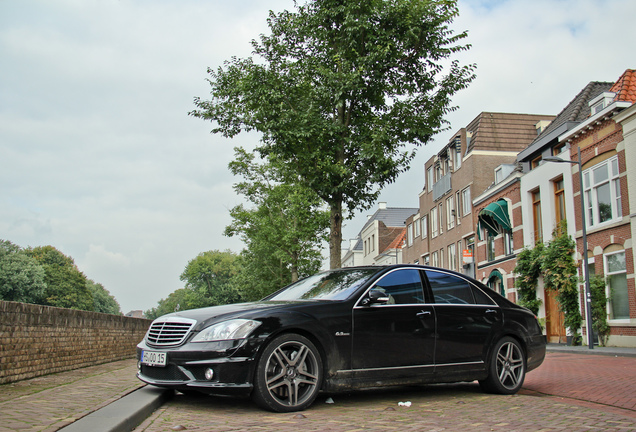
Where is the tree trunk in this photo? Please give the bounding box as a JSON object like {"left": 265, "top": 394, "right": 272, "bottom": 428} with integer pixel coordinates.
{"left": 329, "top": 200, "right": 342, "bottom": 269}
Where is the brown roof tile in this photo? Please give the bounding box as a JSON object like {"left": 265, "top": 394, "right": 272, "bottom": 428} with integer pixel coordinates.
{"left": 610, "top": 69, "right": 636, "bottom": 103}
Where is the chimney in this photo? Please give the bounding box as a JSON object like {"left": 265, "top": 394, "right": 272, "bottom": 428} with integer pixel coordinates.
{"left": 378, "top": 202, "right": 387, "bottom": 210}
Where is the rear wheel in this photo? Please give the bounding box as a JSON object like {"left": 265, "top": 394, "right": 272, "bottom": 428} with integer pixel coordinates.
{"left": 479, "top": 336, "right": 526, "bottom": 394}
{"left": 252, "top": 333, "right": 323, "bottom": 412}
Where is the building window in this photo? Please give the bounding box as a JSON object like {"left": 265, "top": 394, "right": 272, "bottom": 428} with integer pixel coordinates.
{"left": 414, "top": 218, "right": 420, "bottom": 238}
{"left": 423, "top": 254, "right": 430, "bottom": 266}
{"left": 431, "top": 207, "right": 438, "bottom": 238}
{"left": 431, "top": 251, "right": 438, "bottom": 267}
{"left": 531, "top": 156, "right": 542, "bottom": 170}
{"left": 455, "top": 145, "right": 462, "bottom": 170}
{"left": 371, "top": 235, "right": 375, "bottom": 251}
{"left": 438, "top": 203, "right": 444, "bottom": 235}
{"left": 421, "top": 215, "right": 428, "bottom": 239}
{"left": 446, "top": 196, "right": 455, "bottom": 230}
{"left": 407, "top": 223, "right": 414, "bottom": 247}
{"left": 495, "top": 167, "right": 504, "bottom": 184}
{"left": 487, "top": 232, "right": 496, "bottom": 261}
{"left": 364, "top": 240, "right": 368, "bottom": 256}
{"left": 605, "top": 251, "right": 628, "bottom": 320}
{"left": 462, "top": 187, "right": 471, "bottom": 216}
{"left": 427, "top": 166, "right": 433, "bottom": 192}
{"left": 552, "top": 142, "right": 566, "bottom": 156}
{"left": 504, "top": 231, "right": 513, "bottom": 255}
{"left": 455, "top": 191, "right": 461, "bottom": 225}
{"left": 584, "top": 156, "right": 621, "bottom": 227}
{"left": 448, "top": 243, "right": 456, "bottom": 272}
{"left": 532, "top": 190, "right": 543, "bottom": 244}
{"left": 554, "top": 177, "right": 565, "bottom": 227}
{"left": 439, "top": 248, "right": 444, "bottom": 268}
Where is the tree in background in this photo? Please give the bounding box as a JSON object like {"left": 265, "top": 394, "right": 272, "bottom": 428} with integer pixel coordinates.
{"left": 145, "top": 288, "right": 205, "bottom": 320}
{"left": 180, "top": 250, "right": 241, "bottom": 307}
{"left": 191, "top": 0, "right": 475, "bottom": 268}
{"left": 25, "top": 245, "right": 95, "bottom": 311}
{"left": 87, "top": 279, "right": 122, "bottom": 315}
{"left": 224, "top": 147, "right": 328, "bottom": 296}
{"left": 0, "top": 240, "right": 46, "bottom": 303}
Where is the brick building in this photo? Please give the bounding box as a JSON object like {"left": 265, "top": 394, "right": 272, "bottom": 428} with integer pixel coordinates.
{"left": 342, "top": 202, "right": 417, "bottom": 267}
{"left": 555, "top": 69, "right": 636, "bottom": 346}
{"left": 402, "top": 112, "right": 555, "bottom": 279}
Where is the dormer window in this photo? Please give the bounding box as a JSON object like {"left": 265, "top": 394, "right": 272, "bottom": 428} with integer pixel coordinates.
{"left": 589, "top": 92, "right": 615, "bottom": 115}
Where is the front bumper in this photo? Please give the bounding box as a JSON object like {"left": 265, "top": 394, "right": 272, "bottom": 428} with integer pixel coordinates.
{"left": 136, "top": 342, "right": 257, "bottom": 397}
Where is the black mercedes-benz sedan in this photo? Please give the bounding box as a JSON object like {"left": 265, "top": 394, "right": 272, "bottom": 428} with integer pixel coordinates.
{"left": 137, "top": 265, "right": 546, "bottom": 412}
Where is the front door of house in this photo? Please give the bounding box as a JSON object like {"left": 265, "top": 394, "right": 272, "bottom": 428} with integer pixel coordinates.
{"left": 545, "top": 288, "right": 566, "bottom": 343}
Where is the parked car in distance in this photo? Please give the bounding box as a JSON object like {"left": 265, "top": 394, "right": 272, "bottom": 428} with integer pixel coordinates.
{"left": 137, "top": 265, "right": 546, "bottom": 412}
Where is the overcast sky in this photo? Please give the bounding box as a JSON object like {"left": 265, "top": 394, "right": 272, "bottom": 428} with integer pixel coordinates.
{"left": 1, "top": 0, "right": 634, "bottom": 314}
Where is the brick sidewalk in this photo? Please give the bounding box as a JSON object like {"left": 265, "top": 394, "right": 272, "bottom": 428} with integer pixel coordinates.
{"left": 0, "top": 359, "right": 142, "bottom": 432}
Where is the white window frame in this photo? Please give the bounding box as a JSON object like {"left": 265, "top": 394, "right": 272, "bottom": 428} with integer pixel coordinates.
{"left": 431, "top": 207, "right": 438, "bottom": 238}
{"left": 421, "top": 215, "right": 428, "bottom": 239}
{"left": 584, "top": 156, "right": 621, "bottom": 228}
{"left": 446, "top": 196, "right": 455, "bottom": 230}
{"left": 604, "top": 250, "right": 628, "bottom": 321}
{"left": 462, "top": 187, "right": 471, "bottom": 216}
{"left": 407, "top": 223, "right": 414, "bottom": 247}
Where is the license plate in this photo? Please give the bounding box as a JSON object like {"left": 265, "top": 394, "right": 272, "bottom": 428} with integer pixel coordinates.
{"left": 141, "top": 350, "right": 167, "bottom": 367}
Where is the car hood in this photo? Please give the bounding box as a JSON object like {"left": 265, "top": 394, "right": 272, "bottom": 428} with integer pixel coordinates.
{"left": 157, "top": 301, "right": 308, "bottom": 328}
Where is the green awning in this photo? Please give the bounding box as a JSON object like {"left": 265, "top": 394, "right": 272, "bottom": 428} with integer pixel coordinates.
{"left": 477, "top": 199, "right": 511, "bottom": 239}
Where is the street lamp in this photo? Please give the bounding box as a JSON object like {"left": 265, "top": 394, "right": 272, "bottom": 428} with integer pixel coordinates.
{"left": 544, "top": 146, "right": 594, "bottom": 350}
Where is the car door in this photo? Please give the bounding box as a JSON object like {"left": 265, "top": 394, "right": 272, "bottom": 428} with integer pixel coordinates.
{"left": 351, "top": 268, "right": 435, "bottom": 380}
{"left": 424, "top": 269, "right": 501, "bottom": 373}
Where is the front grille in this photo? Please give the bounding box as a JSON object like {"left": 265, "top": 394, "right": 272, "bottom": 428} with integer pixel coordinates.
{"left": 146, "top": 317, "right": 196, "bottom": 346}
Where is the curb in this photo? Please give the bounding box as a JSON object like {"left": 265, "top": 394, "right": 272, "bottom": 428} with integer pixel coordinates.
{"left": 59, "top": 386, "right": 173, "bottom": 432}
{"left": 547, "top": 344, "right": 636, "bottom": 358}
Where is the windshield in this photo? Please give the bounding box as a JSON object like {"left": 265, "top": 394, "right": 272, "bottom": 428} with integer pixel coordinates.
{"left": 267, "top": 268, "right": 379, "bottom": 301}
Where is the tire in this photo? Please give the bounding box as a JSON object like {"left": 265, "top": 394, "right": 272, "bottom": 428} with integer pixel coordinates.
{"left": 479, "top": 336, "right": 526, "bottom": 394}
{"left": 252, "top": 333, "right": 323, "bottom": 412}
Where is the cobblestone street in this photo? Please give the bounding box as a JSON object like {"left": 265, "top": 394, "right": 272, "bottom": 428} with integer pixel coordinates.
{"left": 134, "top": 351, "right": 636, "bottom": 432}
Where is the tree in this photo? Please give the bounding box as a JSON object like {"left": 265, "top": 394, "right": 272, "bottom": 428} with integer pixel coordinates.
{"left": 180, "top": 250, "right": 241, "bottom": 306}
{"left": 542, "top": 227, "right": 581, "bottom": 339}
{"left": 225, "top": 147, "right": 328, "bottom": 285}
{"left": 26, "top": 245, "right": 95, "bottom": 311}
{"left": 145, "top": 288, "right": 207, "bottom": 320}
{"left": 87, "top": 279, "right": 122, "bottom": 315}
{"left": 191, "top": 0, "right": 475, "bottom": 268}
{"left": 0, "top": 240, "right": 46, "bottom": 303}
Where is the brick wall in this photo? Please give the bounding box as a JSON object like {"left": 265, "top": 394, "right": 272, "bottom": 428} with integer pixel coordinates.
{"left": 0, "top": 301, "right": 151, "bottom": 384}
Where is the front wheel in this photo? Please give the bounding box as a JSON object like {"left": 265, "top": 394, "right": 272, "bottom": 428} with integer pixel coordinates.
{"left": 479, "top": 336, "right": 526, "bottom": 394}
{"left": 252, "top": 333, "right": 323, "bottom": 412}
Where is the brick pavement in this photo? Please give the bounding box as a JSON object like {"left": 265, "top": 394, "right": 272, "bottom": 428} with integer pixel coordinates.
{"left": 134, "top": 352, "right": 636, "bottom": 432}
{"left": 1, "top": 351, "right": 635, "bottom": 431}
{"left": 0, "top": 359, "right": 142, "bottom": 432}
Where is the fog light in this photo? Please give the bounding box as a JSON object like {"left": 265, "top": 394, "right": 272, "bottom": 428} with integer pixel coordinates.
{"left": 205, "top": 368, "right": 214, "bottom": 380}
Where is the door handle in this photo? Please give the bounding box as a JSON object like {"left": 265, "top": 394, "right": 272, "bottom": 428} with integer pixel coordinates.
{"left": 416, "top": 310, "right": 432, "bottom": 317}
{"left": 485, "top": 309, "right": 497, "bottom": 314}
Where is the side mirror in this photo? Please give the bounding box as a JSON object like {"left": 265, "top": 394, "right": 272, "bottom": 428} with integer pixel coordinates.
{"left": 362, "top": 288, "right": 390, "bottom": 306}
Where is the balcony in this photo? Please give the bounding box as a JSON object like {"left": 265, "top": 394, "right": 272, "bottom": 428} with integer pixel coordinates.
{"left": 433, "top": 172, "right": 452, "bottom": 201}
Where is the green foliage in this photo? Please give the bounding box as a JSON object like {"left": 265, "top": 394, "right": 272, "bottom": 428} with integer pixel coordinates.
{"left": 180, "top": 250, "right": 242, "bottom": 307}
{"left": 0, "top": 240, "right": 46, "bottom": 303}
{"left": 1, "top": 239, "right": 121, "bottom": 314}
{"left": 191, "top": 0, "right": 475, "bottom": 267}
{"left": 87, "top": 279, "right": 121, "bottom": 315}
{"left": 514, "top": 244, "right": 543, "bottom": 315}
{"left": 26, "top": 245, "right": 95, "bottom": 311}
{"left": 144, "top": 288, "right": 209, "bottom": 321}
{"left": 225, "top": 147, "right": 328, "bottom": 289}
{"left": 514, "top": 223, "right": 582, "bottom": 336}
{"left": 541, "top": 227, "right": 581, "bottom": 335}
{"left": 589, "top": 274, "right": 611, "bottom": 346}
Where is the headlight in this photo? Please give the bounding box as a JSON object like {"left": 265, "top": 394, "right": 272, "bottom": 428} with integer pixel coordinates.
{"left": 191, "top": 319, "right": 261, "bottom": 343}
